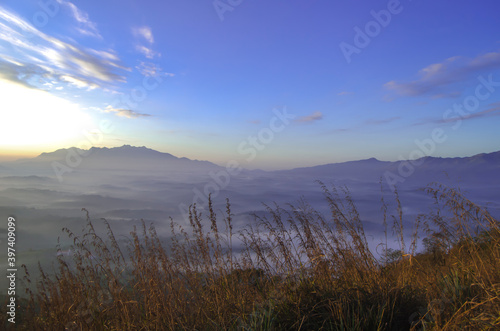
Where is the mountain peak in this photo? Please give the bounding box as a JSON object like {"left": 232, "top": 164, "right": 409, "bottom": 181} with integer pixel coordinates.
{"left": 87, "top": 145, "right": 177, "bottom": 159}
{"left": 116, "top": 145, "right": 150, "bottom": 150}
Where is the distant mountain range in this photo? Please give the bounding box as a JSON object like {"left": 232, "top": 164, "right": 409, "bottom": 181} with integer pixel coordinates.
{"left": 278, "top": 150, "right": 500, "bottom": 187}
{"left": 1, "top": 146, "right": 499, "bottom": 186}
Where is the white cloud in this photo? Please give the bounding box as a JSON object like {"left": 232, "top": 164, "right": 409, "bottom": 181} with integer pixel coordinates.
{"left": 60, "top": 75, "right": 97, "bottom": 89}
{"left": 136, "top": 45, "right": 159, "bottom": 59}
{"left": 0, "top": 6, "right": 128, "bottom": 91}
{"left": 136, "top": 61, "right": 174, "bottom": 77}
{"left": 132, "top": 26, "right": 160, "bottom": 58}
{"left": 57, "top": 0, "right": 102, "bottom": 39}
{"left": 132, "top": 26, "right": 154, "bottom": 44}
{"left": 88, "top": 49, "right": 120, "bottom": 61}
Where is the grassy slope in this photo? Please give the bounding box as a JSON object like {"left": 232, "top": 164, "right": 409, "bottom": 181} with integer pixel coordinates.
{"left": 2, "top": 183, "right": 499, "bottom": 330}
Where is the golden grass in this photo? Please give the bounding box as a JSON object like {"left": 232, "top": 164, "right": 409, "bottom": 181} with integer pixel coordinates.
{"left": 2, "top": 182, "right": 499, "bottom": 330}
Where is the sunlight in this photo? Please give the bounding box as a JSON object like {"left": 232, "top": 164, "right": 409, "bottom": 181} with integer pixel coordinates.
{"left": 0, "top": 79, "right": 93, "bottom": 148}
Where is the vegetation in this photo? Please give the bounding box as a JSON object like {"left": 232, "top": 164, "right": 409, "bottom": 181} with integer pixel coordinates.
{"left": 2, "top": 182, "right": 499, "bottom": 330}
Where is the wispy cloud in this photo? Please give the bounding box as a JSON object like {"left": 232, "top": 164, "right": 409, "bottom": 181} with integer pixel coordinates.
{"left": 135, "top": 45, "right": 160, "bottom": 59}
{"left": 463, "top": 103, "right": 500, "bottom": 120}
{"left": 385, "top": 50, "right": 500, "bottom": 98}
{"left": 0, "top": 6, "right": 128, "bottom": 91}
{"left": 364, "top": 116, "right": 400, "bottom": 125}
{"left": 431, "top": 91, "right": 462, "bottom": 99}
{"left": 60, "top": 75, "right": 98, "bottom": 89}
{"left": 337, "top": 91, "right": 353, "bottom": 96}
{"left": 132, "top": 26, "right": 160, "bottom": 59}
{"left": 136, "top": 61, "right": 174, "bottom": 77}
{"left": 132, "top": 26, "right": 154, "bottom": 44}
{"left": 415, "top": 102, "right": 500, "bottom": 126}
{"left": 327, "top": 116, "right": 401, "bottom": 134}
{"left": 104, "top": 106, "right": 151, "bottom": 119}
{"left": 295, "top": 111, "right": 323, "bottom": 123}
{"left": 57, "top": 0, "right": 102, "bottom": 39}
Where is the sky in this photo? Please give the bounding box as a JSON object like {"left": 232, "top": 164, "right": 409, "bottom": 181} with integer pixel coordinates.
{"left": 1, "top": 0, "right": 500, "bottom": 170}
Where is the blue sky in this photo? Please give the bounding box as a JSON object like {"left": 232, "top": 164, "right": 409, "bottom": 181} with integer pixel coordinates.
{"left": 1, "top": 0, "right": 500, "bottom": 169}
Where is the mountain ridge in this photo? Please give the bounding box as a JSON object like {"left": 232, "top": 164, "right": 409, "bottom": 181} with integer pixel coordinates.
{"left": 285, "top": 150, "right": 500, "bottom": 171}
{"left": 1, "top": 146, "right": 499, "bottom": 175}
{"left": 0, "top": 145, "right": 222, "bottom": 176}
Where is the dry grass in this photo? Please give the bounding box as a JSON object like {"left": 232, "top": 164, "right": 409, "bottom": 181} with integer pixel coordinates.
{"left": 2, "top": 182, "right": 499, "bottom": 330}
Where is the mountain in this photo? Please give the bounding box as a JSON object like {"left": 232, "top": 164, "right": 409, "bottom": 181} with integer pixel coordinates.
{"left": 0, "top": 145, "right": 223, "bottom": 177}
{"left": 278, "top": 151, "right": 500, "bottom": 187}
{"left": 2, "top": 146, "right": 499, "bottom": 187}
{"left": 2, "top": 146, "right": 499, "bottom": 186}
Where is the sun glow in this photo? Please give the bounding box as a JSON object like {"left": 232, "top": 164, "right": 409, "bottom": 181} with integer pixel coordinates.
{"left": 0, "top": 79, "right": 93, "bottom": 150}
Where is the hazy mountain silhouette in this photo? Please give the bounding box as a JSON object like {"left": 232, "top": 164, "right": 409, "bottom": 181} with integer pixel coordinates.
{"left": 279, "top": 151, "right": 500, "bottom": 186}
{"left": 3, "top": 146, "right": 499, "bottom": 178}
{"left": 1, "top": 145, "right": 223, "bottom": 176}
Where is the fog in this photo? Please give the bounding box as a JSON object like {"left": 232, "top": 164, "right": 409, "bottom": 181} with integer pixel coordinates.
{"left": 1, "top": 146, "right": 499, "bottom": 291}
